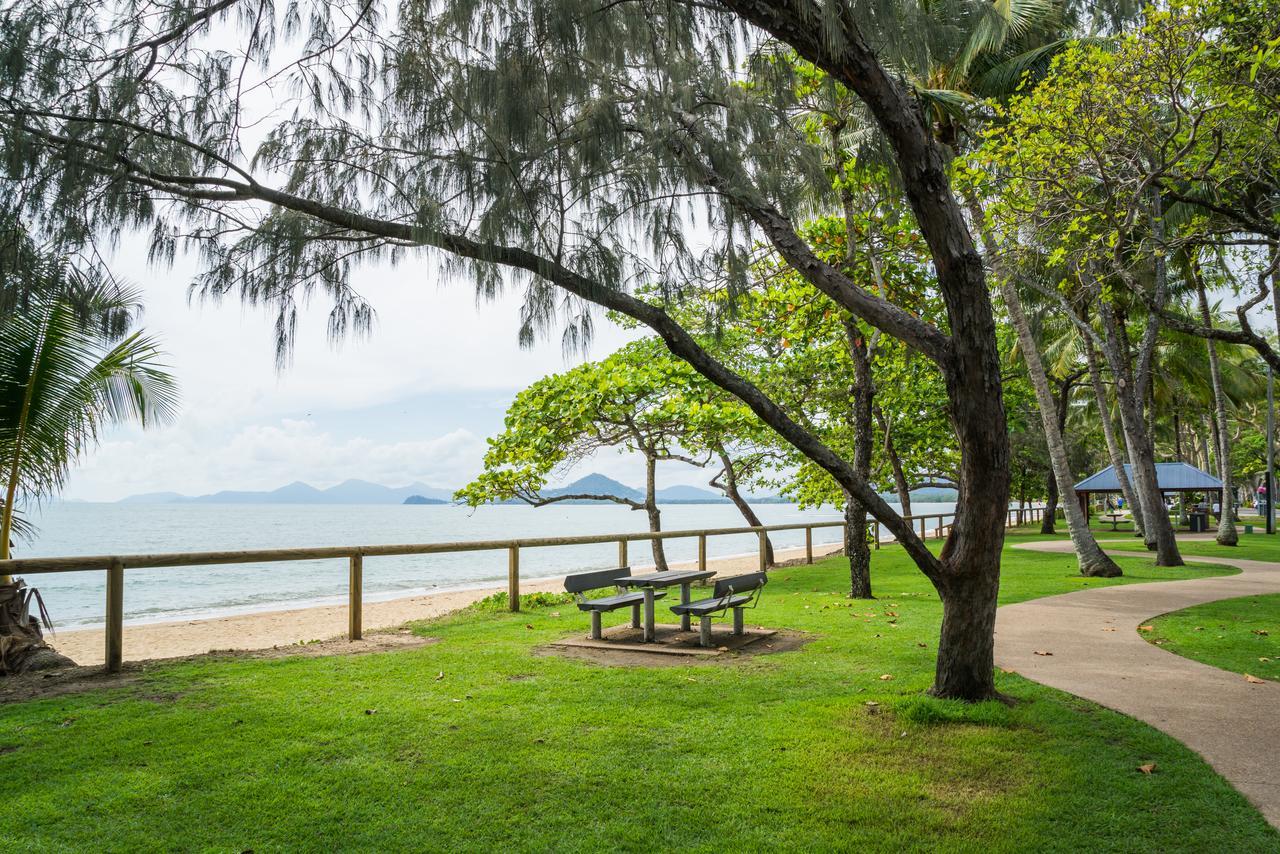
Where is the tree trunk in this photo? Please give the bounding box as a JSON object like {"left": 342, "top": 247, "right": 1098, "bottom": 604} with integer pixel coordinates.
{"left": 1084, "top": 340, "right": 1144, "bottom": 535}
{"left": 642, "top": 454, "right": 669, "bottom": 571}
{"left": 1099, "top": 303, "right": 1183, "bottom": 565}
{"left": 714, "top": 450, "right": 774, "bottom": 566}
{"left": 877, "top": 408, "right": 913, "bottom": 517}
{"left": 844, "top": 322, "right": 875, "bottom": 598}
{"left": 997, "top": 282, "right": 1121, "bottom": 576}
{"left": 966, "top": 192, "right": 1120, "bottom": 575}
{"left": 1039, "top": 377, "right": 1072, "bottom": 535}
{"left": 1194, "top": 268, "right": 1238, "bottom": 545}
{"left": 843, "top": 493, "right": 872, "bottom": 599}
{"left": 930, "top": 566, "right": 1001, "bottom": 701}
{"left": 1041, "top": 466, "right": 1058, "bottom": 534}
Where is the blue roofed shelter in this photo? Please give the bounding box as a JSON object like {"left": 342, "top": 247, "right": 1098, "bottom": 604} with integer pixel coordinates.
{"left": 1073, "top": 463, "right": 1224, "bottom": 518}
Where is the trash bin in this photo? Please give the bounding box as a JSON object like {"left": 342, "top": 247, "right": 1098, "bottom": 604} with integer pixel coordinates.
{"left": 1245, "top": 524, "right": 1254, "bottom": 535}
{"left": 1189, "top": 513, "right": 1207, "bottom": 533}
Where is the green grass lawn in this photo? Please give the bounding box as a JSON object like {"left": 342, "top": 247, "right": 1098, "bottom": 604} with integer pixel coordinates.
{"left": 0, "top": 531, "right": 1272, "bottom": 852}
{"left": 1145, "top": 594, "right": 1280, "bottom": 684}
{"left": 1097, "top": 528, "right": 1280, "bottom": 563}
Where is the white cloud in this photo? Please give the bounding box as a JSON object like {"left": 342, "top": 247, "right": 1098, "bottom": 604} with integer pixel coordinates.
{"left": 59, "top": 237, "right": 645, "bottom": 501}
{"left": 72, "top": 419, "right": 491, "bottom": 500}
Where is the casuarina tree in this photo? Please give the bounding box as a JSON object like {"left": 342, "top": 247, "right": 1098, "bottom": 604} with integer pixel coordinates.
{"left": 0, "top": 0, "right": 1027, "bottom": 699}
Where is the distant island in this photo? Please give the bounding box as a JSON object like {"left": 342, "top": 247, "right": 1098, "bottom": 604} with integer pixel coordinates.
{"left": 119, "top": 473, "right": 956, "bottom": 506}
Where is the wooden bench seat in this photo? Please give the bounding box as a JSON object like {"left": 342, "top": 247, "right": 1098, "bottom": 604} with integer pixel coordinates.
{"left": 564, "top": 566, "right": 665, "bottom": 639}
{"left": 670, "top": 572, "right": 767, "bottom": 647}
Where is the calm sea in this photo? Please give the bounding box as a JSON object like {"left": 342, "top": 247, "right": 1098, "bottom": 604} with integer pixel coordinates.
{"left": 18, "top": 501, "right": 958, "bottom": 630}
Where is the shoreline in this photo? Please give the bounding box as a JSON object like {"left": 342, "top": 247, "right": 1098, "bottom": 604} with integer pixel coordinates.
{"left": 49, "top": 539, "right": 847, "bottom": 666}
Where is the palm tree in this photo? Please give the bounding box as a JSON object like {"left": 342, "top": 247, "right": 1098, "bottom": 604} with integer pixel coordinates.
{"left": 0, "top": 244, "right": 178, "bottom": 672}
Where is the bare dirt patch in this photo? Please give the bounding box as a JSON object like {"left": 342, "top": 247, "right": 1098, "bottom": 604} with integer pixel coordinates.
{"left": 537, "top": 628, "right": 812, "bottom": 668}
{"left": 0, "top": 629, "right": 439, "bottom": 705}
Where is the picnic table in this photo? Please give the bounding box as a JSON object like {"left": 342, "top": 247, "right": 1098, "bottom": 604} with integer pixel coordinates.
{"left": 620, "top": 569, "right": 716, "bottom": 642}
{"left": 1101, "top": 512, "right": 1128, "bottom": 531}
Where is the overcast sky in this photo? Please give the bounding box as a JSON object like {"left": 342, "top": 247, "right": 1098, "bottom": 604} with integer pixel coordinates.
{"left": 62, "top": 243, "right": 684, "bottom": 502}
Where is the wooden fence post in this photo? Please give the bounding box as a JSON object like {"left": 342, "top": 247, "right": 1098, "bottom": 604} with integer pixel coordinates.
{"left": 874, "top": 522, "right": 881, "bottom": 550}
{"left": 919, "top": 517, "right": 926, "bottom": 540}
{"left": 618, "top": 539, "right": 628, "bottom": 568}
{"left": 508, "top": 546, "right": 520, "bottom": 612}
{"left": 758, "top": 531, "right": 768, "bottom": 572}
{"left": 348, "top": 554, "right": 363, "bottom": 641}
{"left": 105, "top": 559, "right": 124, "bottom": 674}
{"left": 805, "top": 527, "right": 813, "bottom": 564}
{"left": 697, "top": 534, "right": 707, "bottom": 573}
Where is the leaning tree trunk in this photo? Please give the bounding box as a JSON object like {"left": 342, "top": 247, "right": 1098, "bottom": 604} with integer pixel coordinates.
{"left": 1195, "top": 270, "right": 1238, "bottom": 545}
{"left": 1039, "top": 377, "right": 1073, "bottom": 535}
{"left": 995, "top": 283, "right": 1121, "bottom": 576}
{"left": 714, "top": 450, "right": 774, "bottom": 566}
{"left": 1098, "top": 304, "right": 1183, "bottom": 566}
{"left": 877, "top": 408, "right": 913, "bottom": 517}
{"left": 967, "top": 193, "right": 1120, "bottom": 576}
{"left": 1084, "top": 339, "right": 1144, "bottom": 536}
{"left": 642, "top": 454, "right": 670, "bottom": 571}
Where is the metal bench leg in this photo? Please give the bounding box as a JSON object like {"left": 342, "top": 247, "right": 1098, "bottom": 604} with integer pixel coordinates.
{"left": 699, "top": 616, "right": 712, "bottom": 648}
{"left": 733, "top": 607, "right": 744, "bottom": 636}
{"left": 590, "top": 610, "right": 602, "bottom": 640}
{"left": 631, "top": 602, "right": 641, "bottom": 629}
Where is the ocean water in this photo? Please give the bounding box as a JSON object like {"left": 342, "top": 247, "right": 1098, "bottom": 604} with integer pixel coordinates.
{"left": 17, "top": 501, "right": 958, "bottom": 630}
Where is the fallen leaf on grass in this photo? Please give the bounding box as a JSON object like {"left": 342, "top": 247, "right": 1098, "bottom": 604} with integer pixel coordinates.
{"left": 1033, "top": 650, "right": 1053, "bottom": 656}
{"left": 525, "top": 624, "right": 535, "bottom": 630}
{"left": 364, "top": 709, "right": 377, "bottom": 715}
{"left": 916, "top": 643, "right": 927, "bottom": 648}
{"left": 1137, "top": 763, "right": 1156, "bottom": 774}
{"left": 1253, "top": 629, "right": 1270, "bottom": 636}
{"left": 549, "top": 611, "right": 561, "bottom": 618}
{"left": 435, "top": 671, "right": 444, "bottom": 681}
{"left": 1194, "top": 626, "right": 1205, "bottom": 631}
{"left": 1000, "top": 667, "right": 1017, "bottom": 674}
{"left": 1246, "top": 674, "right": 1267, "bottom": 684}
{"left": 1138, "top": 625, "right": 1154, "bottom": 632}
{"left": 879, "top": 674, "right": 894, "bottom": 681}
{"left": 1260, "top": 657, "right": 1272, "bottom": 663}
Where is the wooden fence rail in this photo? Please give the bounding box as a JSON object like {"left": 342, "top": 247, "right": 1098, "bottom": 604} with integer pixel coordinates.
{"left": 0, "top": 505, "right": 1045, "bottom": 673}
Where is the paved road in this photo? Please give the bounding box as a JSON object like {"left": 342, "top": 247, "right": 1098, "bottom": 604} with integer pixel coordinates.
{"left": 996, "top": 541, "right": 1280, "bottom": 828}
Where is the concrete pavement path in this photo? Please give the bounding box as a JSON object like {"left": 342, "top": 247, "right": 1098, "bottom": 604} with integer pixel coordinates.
{"left": 996, "top": 541, "right": 1280, "bottom": 828}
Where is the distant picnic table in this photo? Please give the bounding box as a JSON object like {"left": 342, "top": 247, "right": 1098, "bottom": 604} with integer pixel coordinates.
{"left": 1101, "top": 512, "right": 1129, "bottom": 531}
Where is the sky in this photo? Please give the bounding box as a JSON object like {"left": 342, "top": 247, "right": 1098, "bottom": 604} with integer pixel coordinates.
{"left": 63, "top": 243, "right": 680, "bottom": 502}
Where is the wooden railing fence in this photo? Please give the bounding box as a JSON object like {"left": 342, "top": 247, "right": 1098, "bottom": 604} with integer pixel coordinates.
{"left": 0, "top": 506, "right": 1045, "bottom": 672}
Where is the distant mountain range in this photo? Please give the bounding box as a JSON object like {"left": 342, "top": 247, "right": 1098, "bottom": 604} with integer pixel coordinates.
{"left": 120, "top": 473, "right": 955, "bottom": 506}
{"left": 120, "top": 479, "right": 455, "bottom": 505}
{"left": 510, "top": 473, "right": 788, "bottom": 505}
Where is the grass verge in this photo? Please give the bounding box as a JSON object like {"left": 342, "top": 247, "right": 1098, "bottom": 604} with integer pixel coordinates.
{"left": 1145, "top": 593, "right": 1280, "bottom": 683}
{"left": 0, "top": 534, "right": 1272, "bottom": 851}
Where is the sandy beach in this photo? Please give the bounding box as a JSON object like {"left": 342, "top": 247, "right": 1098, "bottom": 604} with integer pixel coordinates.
{"left": 49, "top": 539, "right": 845, "bottom": 666}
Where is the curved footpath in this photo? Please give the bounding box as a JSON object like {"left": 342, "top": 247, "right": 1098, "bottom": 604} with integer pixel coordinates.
{"left": 996, "top": 541, "right": 1280, "bottom": 829}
